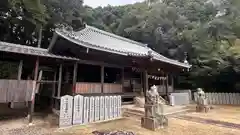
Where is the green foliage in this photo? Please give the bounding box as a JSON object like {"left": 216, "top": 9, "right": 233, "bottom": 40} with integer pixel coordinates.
{"left": 1, "top": 0, "right": 240, "bottom": 91}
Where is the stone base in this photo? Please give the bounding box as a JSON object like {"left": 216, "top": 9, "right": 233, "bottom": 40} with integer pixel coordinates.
{"left": 141, "top": 117, "right": 159, "bottom": 131}
{"left": 196, "top": 105, "right": 210, "bottom": 113}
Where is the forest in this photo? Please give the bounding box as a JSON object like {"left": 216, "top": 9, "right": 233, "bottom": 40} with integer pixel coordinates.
{"left": 0, "top": 0, "right": 240, "bottom": 92}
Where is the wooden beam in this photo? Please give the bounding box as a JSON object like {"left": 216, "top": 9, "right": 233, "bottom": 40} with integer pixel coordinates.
{"left": 17, "top": 60, "right": 23, "bottom": 80}
{"left": 48, "top": 32, "right": 59, "bottom": 52}
{"left": 57, "top": 64, "right": 63, "bottom": 97}
{"left": 78, "top": 59, "right": 123, "bottom": 69}
{"left": 35, "top": 70, "right": 43, "bottom": 93}
{"left": 101, "top": 65, "right": 104, "bottom": 93}
{"left": 29, "top": 57, "right": 39, "bottom": 124}
{"left": 72, "top": 63, "right": 78, "bottom": 95}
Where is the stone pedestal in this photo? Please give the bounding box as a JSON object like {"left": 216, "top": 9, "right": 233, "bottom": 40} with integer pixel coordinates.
{"left": 144, "top": 104, "right": 158, "bottom": 118}
{"left": 196, "top": 98, "right": 210, "bottom": 113}
{"left": 196, "top": 105, "right": 210, "bottom": 113}
{"left": 141, "top": 104, "right": 165, "bottom": 131}
{"left": 141, "top": 117, "right": 159, "bottom": 131}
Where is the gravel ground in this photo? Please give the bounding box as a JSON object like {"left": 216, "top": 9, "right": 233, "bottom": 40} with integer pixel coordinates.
{"left": 57, "top": 117, "right": 240, "bottom": 135}
{"left": 184, "top": 105, "right": 240, "bottom": 124}
{"left": 0, "top": 116, "right": 56, "bottom": 135}
{"left": 1, "top": 105, "right": 240, "bottom": 135}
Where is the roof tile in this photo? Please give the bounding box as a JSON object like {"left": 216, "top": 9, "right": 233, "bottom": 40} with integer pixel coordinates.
{"left": 55, "top": 25, "right": 191, "bottom": 68}
{"left": 0, "top": 41, "right": 79, "bottom": 61}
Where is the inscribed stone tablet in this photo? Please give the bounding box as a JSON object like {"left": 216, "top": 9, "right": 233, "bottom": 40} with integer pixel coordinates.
{"left": 73, "top": 95, "right": 84, "bottom": 125}
{"left": 109, "top": 96, "right": 114, "bottom": 119}
{"left": 117, "top": 96, "right": 121, "bottom": 117}
{"left": 215, "top": 93, "right": 219, "bottom": 104}
{"left": 89, "top": 96, "right": 95, "bottom": 122}
{"left": 83, "top": 97, "right": 90, "bottom": 124}
{"left": 237, "top": 93, "right": 240, "bottom": 105}
{"left": 94, "top": 96, "right": 100, "bottom": 121}
{"left": 113, "top": 96, "right": 118, "bottom": 118}
{"left": 59, "top": 95, "right": 73, "bottom": 127}
{"left": 226, "top": 93, "right": 230, "bottom": 105}
{"left": 233, "top": 93, "right": 237, "bottom": 105}
{"left": 207, "top": 93, "right": 212, "bottom": 104}
{"left": 222, "top": 93, "right": 226, "bottom": 105}
{"left": 229, "top": 93, "right": 234, "bottom": 105}
{"left": 219, "top": 93, "right": 223, "bottom": 104}
{"left": 99, "top": 96, "right": 104, "bottom": 121}
{"left": 213, "top": 93, "right": 217, "bottom": 104}
{"left": 104, "top": 96, "right": 109, "bottom": 120}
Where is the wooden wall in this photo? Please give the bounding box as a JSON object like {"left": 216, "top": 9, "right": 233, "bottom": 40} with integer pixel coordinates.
{"left": 103, "top": 83, "right": 122, "bottom": 93}
{"left": 0, "top": 79, "right": 35, "bottom": 103}
{"left": 75, "top": 82, "right": 122, "bottom": 94}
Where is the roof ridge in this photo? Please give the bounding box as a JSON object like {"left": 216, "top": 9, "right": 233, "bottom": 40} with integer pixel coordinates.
{"left": 85, "top": 25, "right": 148, "bottom": 47}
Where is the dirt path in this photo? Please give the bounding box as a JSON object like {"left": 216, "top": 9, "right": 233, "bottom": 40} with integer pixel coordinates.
{"left": 175, "top": 115, "right": 240, "bottom": 129}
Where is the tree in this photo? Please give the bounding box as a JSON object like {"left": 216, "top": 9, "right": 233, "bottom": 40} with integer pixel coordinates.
{"left": 0, "top": 0, "right": 48, "bottom": 46}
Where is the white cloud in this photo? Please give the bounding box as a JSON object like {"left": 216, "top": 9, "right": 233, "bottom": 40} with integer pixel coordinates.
{"left": 84, "top": 0, "right": 144, "bottom": 8}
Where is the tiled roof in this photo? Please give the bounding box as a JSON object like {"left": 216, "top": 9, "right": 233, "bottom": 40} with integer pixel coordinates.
{"left": 0, "top": 41, "right": 79, "bottom": 61}
{"left": 55, "top": 25, "right": 191, "bottom": 68}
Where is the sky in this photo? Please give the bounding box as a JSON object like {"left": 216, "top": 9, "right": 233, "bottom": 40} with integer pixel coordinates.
{"left": 84, "top": 0, "right": 144, "bottom": 8}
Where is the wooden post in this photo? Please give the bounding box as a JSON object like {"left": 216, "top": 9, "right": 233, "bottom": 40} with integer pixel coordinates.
{"left": 140, "top": 70, "right": 143, "bottom": 95}
{"left": 166, "top": 74, "right": 169, "bottom": 95}
{"left": 52, "top": 71, "right": 57, "bottom": 108}
{"left": 121, "top": 68, "right": 124, "bottom": 89}
{"left": 143, "top": 70, "right": 148, "bottom": 102}
{"left": 57, "top": 64, "right": 63, "bottom": 98}
{"left": 101, "top": 65, "right": 104, "bottom": 93}
{"left": 17, "top": 60, "right": 23, "bottom": 80}
{"left": 171, "top": 75, "right": 174, "bottom": 91}
{"left": 29, "top": 57, "right": 39, "bottom": 124}
{"left": 72, "top": 63, "right": 78, "bottom": 95}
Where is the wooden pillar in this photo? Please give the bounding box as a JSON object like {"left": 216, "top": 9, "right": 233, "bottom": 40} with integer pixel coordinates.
{"left": 165, "top": 74, "right": 169, "bottom": 95}
{"left": 29, "top": 57, "right": 39, "bottom": 123}
{"left": 57, "top": 64, "right": 63, "bottom": 97}
{"left": 101, "top": 65, "right": 104, "bottom": 93}
{"left": 143, "top": 70, "right": 148, "bottom": 102}
{"left": 52, "top": 71, "right": 57, "bottom": 108}
{"left": 171, "top": 75, "right": 174, "bottom": 90}
{"left": 121, "top": 68, "right": 124, "bottom": 88}
{"left": 72, "top": 63, "right": 78, "bottom": 95}
{"left": 17, "top": 60, "right": 23, "bottom": 80}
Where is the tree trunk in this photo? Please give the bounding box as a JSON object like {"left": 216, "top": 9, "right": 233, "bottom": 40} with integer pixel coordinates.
{"left": 37, "top": 26, "right": 42, "bottom": 48}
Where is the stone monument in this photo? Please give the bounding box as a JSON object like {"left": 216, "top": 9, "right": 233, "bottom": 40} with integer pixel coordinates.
{"left": 73, "top": 95, "right": 84, "bottom": 125}
{"left": 141, "top": 85, "right": 168, "bottom": 131}
{"left": 59, "top": 95, "right": 73, "bottom": 127}
{"left": 196, "top": 88, "right": 210, "bottom": 113}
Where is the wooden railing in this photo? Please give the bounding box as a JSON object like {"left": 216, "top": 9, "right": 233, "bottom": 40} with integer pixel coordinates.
{"left": 75, "top": 82, "right": 122, "bottom": 94}
{"left": 103, "top": 83, "right": 122, "bottom": 93}
{"left": 0, "top": 79, "right": 35, "bottom": 103}
{"left": 75, "top": 82, "right": 102, "bottom": 94}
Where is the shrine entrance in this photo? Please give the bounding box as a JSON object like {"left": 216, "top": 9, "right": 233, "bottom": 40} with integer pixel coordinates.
{"left": 34, "top": 66, "right": 57, "bottom": 113}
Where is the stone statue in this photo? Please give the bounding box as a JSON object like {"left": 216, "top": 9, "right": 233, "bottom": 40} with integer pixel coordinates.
{"left": 141, "top": 85, "right": 168, "bottom": 131}
{"left": 146, "top": 85, "right": 159, "bottom": 105}
{"left": 196, "top": 88, "right": 210, "bottom": 112}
